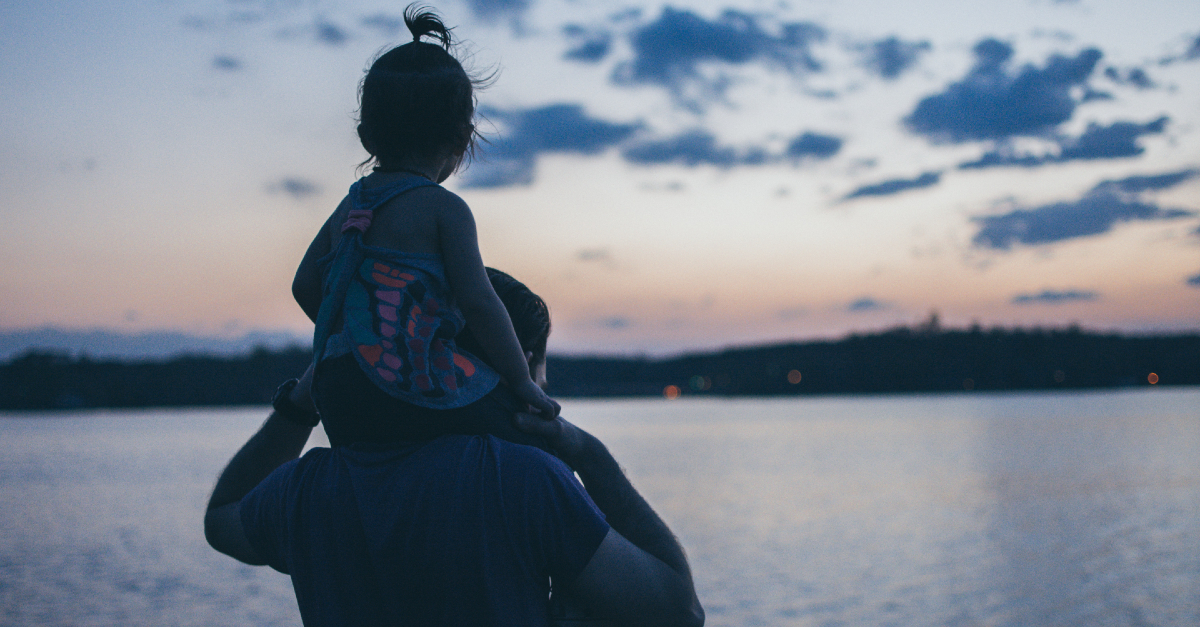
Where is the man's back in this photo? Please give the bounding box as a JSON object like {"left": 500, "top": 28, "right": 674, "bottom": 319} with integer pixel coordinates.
{"left": 239, "top": 435, "right": 610, "bottom": 627}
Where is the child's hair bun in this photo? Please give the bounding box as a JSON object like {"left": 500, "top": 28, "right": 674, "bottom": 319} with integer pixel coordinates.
{"left": 405, "top": 4, "right": 452, "bottom": 50}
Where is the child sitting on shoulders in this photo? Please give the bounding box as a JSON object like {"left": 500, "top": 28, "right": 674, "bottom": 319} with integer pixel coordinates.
{"left": 291, "top": 6, "right": 558, "bottom": 446}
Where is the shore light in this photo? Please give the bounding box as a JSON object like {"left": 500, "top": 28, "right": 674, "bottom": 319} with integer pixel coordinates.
{"left": 1148, "top": 373, "right": 1159, "bottom": 385}
{"left": 663, "top": 385, "right": 681, "bottom": 399}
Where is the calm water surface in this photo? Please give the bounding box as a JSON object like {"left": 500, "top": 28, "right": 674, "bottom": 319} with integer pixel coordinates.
{"left": 1, "top": 388, "right": 1198, "bottom": 626}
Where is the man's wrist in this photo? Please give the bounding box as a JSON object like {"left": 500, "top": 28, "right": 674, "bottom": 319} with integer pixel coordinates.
{"left": 272, "top": 378, "right": 320, "bottom": 428}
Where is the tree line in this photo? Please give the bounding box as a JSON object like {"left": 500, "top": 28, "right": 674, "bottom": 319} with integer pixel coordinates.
{"left": 1, "top": 326, "right": 1196, "bottom": 410}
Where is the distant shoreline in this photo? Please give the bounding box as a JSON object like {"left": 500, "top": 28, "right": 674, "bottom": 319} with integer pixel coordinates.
{"left": 2, "top": 326, "right": 1197, "bottom": 410}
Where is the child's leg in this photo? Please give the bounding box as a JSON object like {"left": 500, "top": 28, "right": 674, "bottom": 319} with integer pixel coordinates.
{"left": 314, "top": 352, "right": 552, "bottom": 453}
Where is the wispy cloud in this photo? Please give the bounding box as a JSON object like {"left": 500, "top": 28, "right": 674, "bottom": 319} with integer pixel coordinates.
{"left": 1104, "top": 66, "right": 1155, "bottom": 89}
{"left": 268, "top": 177, "right": 321, "bottom": 200}
{"left": 972, "top": 169, "right": 1198, "bottom": 249}
{"left": 613, "top": 7, "right": 825, "bottom": 109}
{"left": 562, "top": 24, "right": 613, "bottom": 63}
{"left": 463, "top": 0, "right": 530, "bottom": 21}
{"left": 576, "top": 248, "right": 612, "bottom": 262}
{"left": 467, "top": 104, "right": 640, "bottom": 188}
{"left": 622, "top": 129, "right": 841, "bottom": 168}
{"left": 959, "top": 116, "right": 1169, "bottom": 169}
{"left": 360, "top": 13, "right": 404, "bottom": 37}
{"left": 1011, "top": 289, "right": 1098, "bottom": 305}
{"left": 847, "top": 297, "right": 888, "bottom": 312}
{"left": 622, "top": 130, "right": 763, "bottom": 167}
{"left": 786, "top": 132, "right": 842, "bottom": 160}
{"left": 1159, "top": 33, "right": 1200, "bottom": 64}
{"left": 906, "top": 38, "right": 1101, "bottom": 142}
{"left": 598, "top": 316, "right": 632, "bottom": 330}
{"left": 843, "top": 171, "right": 941, "bottom": 200}
{"left": 212, "top": 55, "right": 242, "bottom": 71}
{"left": 314, "top": 19, "right": 349, "bottom": 46}
{"left": 861, "top": 36, "right": 930, "bottom": 79}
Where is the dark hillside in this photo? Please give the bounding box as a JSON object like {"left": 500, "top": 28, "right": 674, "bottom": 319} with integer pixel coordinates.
{"left": 1, "top": 327, "right": 1196, "bottom": 410}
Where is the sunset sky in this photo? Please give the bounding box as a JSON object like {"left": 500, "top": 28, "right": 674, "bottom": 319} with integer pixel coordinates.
{"left": 2, "top": 0, "right": 1198, "bottom": 357}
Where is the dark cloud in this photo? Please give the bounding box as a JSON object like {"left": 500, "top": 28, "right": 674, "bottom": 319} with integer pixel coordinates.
{"left": 905, "top": 38, "right": 1102, "bottom": 142}
{"left": 847, "top": 297, "right": 887, "bottom": 312}
{"left": 862, "top": 36, "right": 930, "bottom": 79}
{"left": 1187, "top": 273, "right": 1200, "bottom": 287}
{"left": 843, "top": 171, "right": 941, "bottom": 200}
{"left": 1104, "top": 66, "right": 1155, "bottom": 89}
{"left": 466, "top": 104, "right": 640, "bottom": 188}
{"left": 1095, "top": 168, "right": 1199, "bottom": 193}
{"left": 1080, "top": 88, "right": 1114, "bottom": 102}
{"left": 959, "top": 116, "right": 1169, "bottom": 169}
{"left": 361, "top": 13, "right": 403, "bottom": 36}
{"left": 315, "top": 19, "right": 349, "bottom": 46}
{"left": 623, "top": 129, "right": 839, "bottom": 168}
{"left": 624, "top": 127, "right": 840, "bottom": 166}
{"left": 622, "top": 130, "right": 763, "bottom": 167}
{"left": 269, "top": 177, "right": 321, "bottom": 200}
{"left": 786, "top": 132, "right": 842, "bottom": 159}
{"left": 972, "top": 169, "right": 1198, "bottom": 249}
{"left": 613, "top": 7, "right": 825, "bottom": 107}
{"left": 1011, "top": 290, "right": 1098, "bottom": 305}
{"left": 463, "top": 0, "right": 530, "bottom": 20}
{"left": 212, "top": 55, "right": 242, "bottom": 71}
{"left": 563, "top": 24, "right": 612, "bottom": 63}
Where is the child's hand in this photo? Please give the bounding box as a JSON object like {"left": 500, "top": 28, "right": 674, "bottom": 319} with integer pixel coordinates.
{"left": 514, "top": 379, "right": 560, "bottom": 419}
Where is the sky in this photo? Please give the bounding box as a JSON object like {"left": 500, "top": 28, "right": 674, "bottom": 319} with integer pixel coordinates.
{"left": 1, "top": 0, "right": 1198, "bottom": 357}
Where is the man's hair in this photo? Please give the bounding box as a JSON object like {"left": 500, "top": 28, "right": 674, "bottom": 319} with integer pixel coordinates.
{"left": 457, "top": 268, "right": 550, "bottom": 364}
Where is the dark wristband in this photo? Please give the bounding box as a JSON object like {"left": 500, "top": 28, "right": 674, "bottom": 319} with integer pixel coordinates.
{"left": 272, "top": 378, "right": 320, "bottom": 427}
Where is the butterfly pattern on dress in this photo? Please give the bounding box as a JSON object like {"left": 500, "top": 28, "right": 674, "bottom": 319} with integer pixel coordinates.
{"left": 343, "top": 259, "right": 488, "bottom": 401}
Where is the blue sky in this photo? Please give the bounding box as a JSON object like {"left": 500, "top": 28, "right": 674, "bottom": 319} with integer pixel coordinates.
{"left": 1, "top": 0, "right": 1198, "bottom": 357}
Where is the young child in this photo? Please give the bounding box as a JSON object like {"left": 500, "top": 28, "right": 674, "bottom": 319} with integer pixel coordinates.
{"left": 292, "top": 6, "right": 559, "bottom": 445}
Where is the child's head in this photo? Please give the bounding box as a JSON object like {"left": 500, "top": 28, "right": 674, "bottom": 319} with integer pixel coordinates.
{"left": 357, "top": 5, "right": 482, "bottom": 173}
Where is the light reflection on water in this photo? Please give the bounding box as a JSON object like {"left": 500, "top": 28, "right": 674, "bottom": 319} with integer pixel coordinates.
{"left": 568, "top": 389, "right": 1200, "bottom": 627}
{"left": 1, "top": 388, "right": 1197, "bottom": 626}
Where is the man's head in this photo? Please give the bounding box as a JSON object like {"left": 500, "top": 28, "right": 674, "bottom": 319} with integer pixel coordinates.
{"left": 456, "top": 268, "right": 550, "bottom": 385}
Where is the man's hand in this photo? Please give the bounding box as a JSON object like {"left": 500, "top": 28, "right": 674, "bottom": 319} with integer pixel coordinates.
{"left": 512, "top": 380, "right": 561, "bottom": 419}
{"left": 513, "top": 411, "right": 583, "bottom": 460}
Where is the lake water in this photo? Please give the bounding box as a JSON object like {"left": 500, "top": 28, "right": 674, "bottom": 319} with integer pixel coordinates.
{"left": 1, "top": 388, "right": 1198, "bottom": 626}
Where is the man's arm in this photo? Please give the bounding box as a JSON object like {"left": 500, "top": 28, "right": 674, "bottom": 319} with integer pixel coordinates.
{"left": 514, "top": 414, "right": 704, "bottom": 627}
{"left": 204, "top": 366, "right": 319, "bottom": 567}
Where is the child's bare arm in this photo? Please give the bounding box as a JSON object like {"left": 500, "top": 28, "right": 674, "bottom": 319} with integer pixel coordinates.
{"left": 292, "top": 212, "right": 337, "bottom": 323}
{"left": 437, "top": 194, "right": 560, "bottom": 417}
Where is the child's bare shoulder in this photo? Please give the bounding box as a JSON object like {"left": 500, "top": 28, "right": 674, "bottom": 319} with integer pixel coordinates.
{"left": 406, "top": 184, "right": 473, "bottom": 221}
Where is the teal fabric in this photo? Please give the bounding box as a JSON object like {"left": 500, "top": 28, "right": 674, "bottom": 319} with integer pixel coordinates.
{"left": 312, "top": 175, "right": 499, "bottom": 410}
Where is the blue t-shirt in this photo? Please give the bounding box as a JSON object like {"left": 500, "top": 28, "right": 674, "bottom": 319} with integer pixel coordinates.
{"left": 239, "top": 435, "right": 610, "bottom": 627}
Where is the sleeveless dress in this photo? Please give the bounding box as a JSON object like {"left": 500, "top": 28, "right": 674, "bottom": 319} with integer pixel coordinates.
{"left": 312, "top": 175, "right": 522, "bottom": 446}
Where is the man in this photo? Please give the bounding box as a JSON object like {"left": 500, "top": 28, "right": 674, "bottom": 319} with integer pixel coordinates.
{"left": 205, "top": 272, "right": 704, "bottom": 627}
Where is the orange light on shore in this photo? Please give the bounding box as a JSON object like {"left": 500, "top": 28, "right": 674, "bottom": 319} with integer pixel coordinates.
{"left": 787, "top": 369, "right": 802, "bottom": 384}
{"left": 663, "top": 385, "right": 681, "bottom": 399}
{"left": 1148, "top": 372, "right": 1159, "bottom": 385}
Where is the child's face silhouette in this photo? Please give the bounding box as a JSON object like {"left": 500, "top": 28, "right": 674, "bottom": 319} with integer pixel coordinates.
{"left": 434, "top": 150, "right": 465, "bottom": 184}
